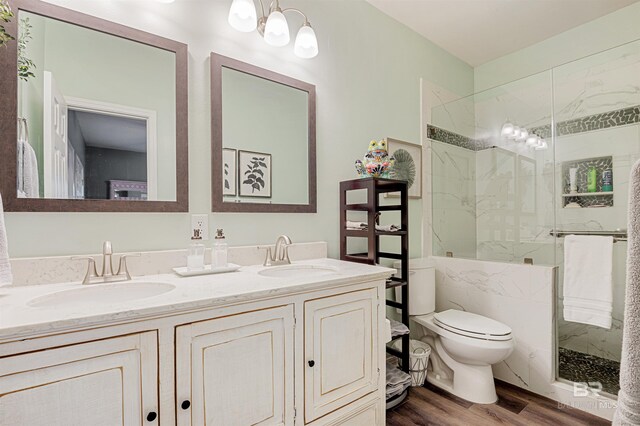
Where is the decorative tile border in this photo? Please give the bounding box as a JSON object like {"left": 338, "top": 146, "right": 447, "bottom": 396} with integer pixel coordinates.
{"left": 426, "top": 125, "right": 491, "bottom": 151}
{"left": 531, "top": 105, "right": 640, "bottom": 138}
{"left": 429, "top": 105, "right": 639, "bottom": 151}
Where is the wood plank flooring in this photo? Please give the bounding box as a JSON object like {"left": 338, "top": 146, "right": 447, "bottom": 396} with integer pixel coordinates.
{"left": 386, "top": 380, "right": 611, "bottom": 425}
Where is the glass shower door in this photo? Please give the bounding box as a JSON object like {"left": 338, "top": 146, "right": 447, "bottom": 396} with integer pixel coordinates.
{"left": 553, "top": 39, "right": 640, "bottom": 396}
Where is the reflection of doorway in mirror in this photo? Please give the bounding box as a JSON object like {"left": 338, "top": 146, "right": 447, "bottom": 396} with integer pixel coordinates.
{"left": 65, "top": 96, "right": 157, "bottom": 201}
{"left": 222, "top": 148, "right": 237, "bottom": 196}
{"left": 238, "top": 150, "right": 272, "bottom": 198}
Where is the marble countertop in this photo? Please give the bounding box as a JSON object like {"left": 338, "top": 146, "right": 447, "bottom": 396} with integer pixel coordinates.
{"left": 0, "top": 258, "right": 393, "bottom": 342}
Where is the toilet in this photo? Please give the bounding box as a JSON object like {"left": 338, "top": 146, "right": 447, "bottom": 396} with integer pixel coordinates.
{"left": 394, "top": 259, "right": 515, "bottom": 404}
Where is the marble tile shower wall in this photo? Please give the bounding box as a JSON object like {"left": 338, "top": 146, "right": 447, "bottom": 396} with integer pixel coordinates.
{"left": 431, "top": 141, "right": 477, "bottom": 258}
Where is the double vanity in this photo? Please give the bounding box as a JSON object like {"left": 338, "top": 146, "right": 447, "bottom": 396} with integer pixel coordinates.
{"left": 0, "top": 254, "right": 392, "bottom": 426}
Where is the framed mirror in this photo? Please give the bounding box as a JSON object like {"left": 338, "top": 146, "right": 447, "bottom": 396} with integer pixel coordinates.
{"left": 0, "top": 0, "right": 188, "bottom": 212}
{"left": 211, "top": 53, "right": 316, "bottom": 213}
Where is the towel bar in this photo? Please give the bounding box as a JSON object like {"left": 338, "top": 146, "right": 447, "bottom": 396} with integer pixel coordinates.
{"left": 550, "top": 229, "right": 628, "bottom": 243}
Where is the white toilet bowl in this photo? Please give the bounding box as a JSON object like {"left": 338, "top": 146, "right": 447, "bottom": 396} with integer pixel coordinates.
{"left": 413, "top": 310, "right": 514, "bottom": 404}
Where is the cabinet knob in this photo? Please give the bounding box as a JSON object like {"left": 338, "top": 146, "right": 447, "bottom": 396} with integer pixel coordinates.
{"left": 308, "top": 360, "right": 315, "bottom": 367}
{"left": 181, "top": 400, "right": 191, "bottom": 410}
{"left": 146, "top": 412, "right": 157, "bottom": 422}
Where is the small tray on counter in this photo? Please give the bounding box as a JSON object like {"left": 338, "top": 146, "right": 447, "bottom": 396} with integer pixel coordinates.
{"left": 172, "top": 263, "right": 241, "bottom": 277}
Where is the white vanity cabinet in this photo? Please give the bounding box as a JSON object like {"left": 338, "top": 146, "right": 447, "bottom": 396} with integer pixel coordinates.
{"left": 0, "top": 332, "right": 158, "bottom": 426}
{"left": 175, "top": 305, "right": 295, "bottom": 426}
{"left": 0, "top": 269, "right": 388, "bottom": 426}
{"left": 304, "top": 289, "right": 379, "bottom": 423}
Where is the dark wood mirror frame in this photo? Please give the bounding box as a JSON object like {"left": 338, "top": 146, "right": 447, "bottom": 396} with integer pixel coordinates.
{"left": 211, "top": 53, "right": 317, "bottom": 213}
{"left": 0, "top": 0, "right": 188, "bottom": 212}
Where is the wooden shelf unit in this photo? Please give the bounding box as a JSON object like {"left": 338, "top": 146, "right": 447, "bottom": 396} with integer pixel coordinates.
{"left": 339, "top": 177, "right": 410, "bottom": 380}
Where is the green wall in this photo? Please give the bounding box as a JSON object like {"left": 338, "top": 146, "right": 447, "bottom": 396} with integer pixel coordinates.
{"left": 5, "top": 0, "right": 473, "bottom": 258}
{"left": 221, "top": 67, "right": 309, "bottom": 204}
{"left": 474, "top": 2, "right": 640, "bottom": 92}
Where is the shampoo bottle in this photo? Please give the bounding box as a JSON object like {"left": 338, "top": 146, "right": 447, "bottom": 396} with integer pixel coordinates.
{"left": 213, "top": 229, "right": 228, "bottom": 268}
{"left": 587, "top": 167, "right": 597, "bottom": 192}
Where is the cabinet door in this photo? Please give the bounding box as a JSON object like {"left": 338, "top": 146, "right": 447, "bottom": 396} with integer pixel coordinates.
{"left": 176, "top": 305, "right": 295, "bottom": 426}
{"left": 0, "top": 332, "right": 158, "bottom": 426}
{"left": 304, "top": 289, "right": 379, "bottom": 422}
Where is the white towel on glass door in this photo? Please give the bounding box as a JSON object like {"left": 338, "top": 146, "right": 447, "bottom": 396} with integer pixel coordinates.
{"left": 0, "top": 193, "right": 13, "bottom": 286}
{"left": 563, "top": 235, "right": 613, "bottom": 329}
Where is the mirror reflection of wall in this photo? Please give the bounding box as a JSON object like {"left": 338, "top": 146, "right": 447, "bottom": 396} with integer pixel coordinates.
{"left": 16, "top": 11, "right": 176, "bottom": 201}
{"left": 221, "top": 66, "right": 309, "bottom": 205}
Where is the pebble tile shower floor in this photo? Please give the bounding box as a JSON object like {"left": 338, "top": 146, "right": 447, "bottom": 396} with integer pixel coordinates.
{"left": 559, "top": 347, "right": 620, "bottom": 395}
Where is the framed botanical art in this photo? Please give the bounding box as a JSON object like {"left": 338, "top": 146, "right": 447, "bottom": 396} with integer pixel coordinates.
{"left": 238, "top": 150, "right": 272, "bottom": 198}
{"left": 387, "top": 138, "right": 422, "bottom": 199}
{"left": 222, "top": 148, "right": 237, "bottom": 196}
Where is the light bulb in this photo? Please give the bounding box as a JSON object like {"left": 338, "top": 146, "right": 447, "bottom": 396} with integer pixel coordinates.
{"left": 525, "top": 135, "right": 538, "bottom": 146}
{"left": 264, "top": 10, "right": 290, "bottom": 46}
{"left": 294, "top": 23, "right": 318, "bottom": 58}
{"left": 518, "top": 128, "right": 528, "bottom": 142}
{"left": 228, "top": 0, "right": 257, "bottom": 32}
{"left": 511, "top": 126, "right": 521, "bottom": 140}
{"left": 535, "top": 140, "right": 548, "bottom": 150}
{"left": 501, "top": 122, "right": 514, "bottom": 137}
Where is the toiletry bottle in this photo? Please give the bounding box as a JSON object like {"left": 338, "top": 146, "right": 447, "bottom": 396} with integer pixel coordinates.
{"left": 602, "top": 169, "right": 613, "bottom": 192}
{"left": 187, "top": 230, "right": 205, "bottom": 271}
{"left": 213, "top": 229, "right": 228, "bottom": 268}
{"left": 587, "top": 167, "right": 597, "bottom": 192}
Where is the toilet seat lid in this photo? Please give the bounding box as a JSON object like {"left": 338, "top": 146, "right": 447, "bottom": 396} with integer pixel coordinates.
{"left": 433, "top": 310, "right": 512, "bottom": 341}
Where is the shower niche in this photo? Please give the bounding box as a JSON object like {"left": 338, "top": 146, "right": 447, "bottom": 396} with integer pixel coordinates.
{"left": 561, "top": 156, "right": 614, "bottom": 208}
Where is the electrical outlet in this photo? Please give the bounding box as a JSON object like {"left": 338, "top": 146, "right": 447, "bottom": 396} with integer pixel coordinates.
{"left": 191, "top": 214, "right": 209, "bottom": 240}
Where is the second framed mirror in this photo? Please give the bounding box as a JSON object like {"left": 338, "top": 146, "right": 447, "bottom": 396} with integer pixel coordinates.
{"left": 211, "top": 53, "right": 316, "bottom": 213}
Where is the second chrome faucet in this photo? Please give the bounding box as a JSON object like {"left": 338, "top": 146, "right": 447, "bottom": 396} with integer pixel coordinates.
{"left": 261, "top": 235, "right": 292, "bottom": 267}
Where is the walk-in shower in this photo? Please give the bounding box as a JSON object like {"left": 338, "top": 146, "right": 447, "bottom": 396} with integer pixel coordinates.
{"left": 428, "top": 38, "right": 640, "bottom": 398}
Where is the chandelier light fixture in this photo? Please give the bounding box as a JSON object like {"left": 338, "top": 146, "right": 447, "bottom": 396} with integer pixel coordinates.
{"left": 228, "top": 0, "right": 319, "bottom": 58}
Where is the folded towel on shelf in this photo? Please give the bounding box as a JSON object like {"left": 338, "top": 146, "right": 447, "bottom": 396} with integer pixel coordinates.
{"left": 17, "top": 140, "right": 39, "bottom": 198}
{"left": 0, "top": 193, "right": 12, "bottom": 287}
{"left": 345, "top": 221, "right": 400, "bottom": 232}
{"left": 386, "top": 362, "right": 411, "bottom": 399}
{"left": 376, "top": 224, "right": 400, "bottom": 232}
{"left": 563, "top": 235, "right": 613, "bottom": 329}
{"left": 614, "top": 159, "right": 640, "bottom": 425}
{"left": 345, "top": 221, "right": 367, "bottom": 230}
{"left": 389, "top": 319, "right": 410, "bottom": 338}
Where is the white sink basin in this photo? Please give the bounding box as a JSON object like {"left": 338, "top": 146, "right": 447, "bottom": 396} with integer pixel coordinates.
{"left": 28, "top": 282, "right": 175, "bottom": 308}
{"left": 258, "top": 264, "right": 338, "bottom": 278}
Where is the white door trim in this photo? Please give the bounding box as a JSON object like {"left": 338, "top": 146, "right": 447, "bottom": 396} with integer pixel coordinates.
{"left": 65, "top": 96, "right": 159, "bottom": 201}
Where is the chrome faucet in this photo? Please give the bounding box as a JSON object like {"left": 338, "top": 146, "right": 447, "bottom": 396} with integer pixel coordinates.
{"left": 262, "top": 235, "right": 292, "bottom": 266}
{"left": 73, "top": 241, "right": 140, "bottom": 285}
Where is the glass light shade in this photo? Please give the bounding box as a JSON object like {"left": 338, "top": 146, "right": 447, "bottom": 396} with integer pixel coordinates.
{"left": 228, "top": 0, "right": 257, "bottom": 32}
{"left": 264, "top": 10, "right": 290, "bottom": 46}
{"left": 501, "top": 122, "right": 514, "bottom": 137}
{"left": 535, "top": 140, "right": 548, "bottom": 150}
{"left": 518, "top": 129, "right": 528, "bottom": 141}
{"left": 525, "top": 135, "right": 538, "bottom": 146}
{"left": 510, "top": 126, "right": 521, "bottom": 140}
{"left": 294, "top": 24, "right": 318, "bottom": 58}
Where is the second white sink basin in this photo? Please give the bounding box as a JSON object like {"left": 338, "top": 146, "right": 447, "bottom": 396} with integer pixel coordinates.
{"left": 28, "top": 282, "right": 175, "bottom": 308}
{"left": 258, "top": 264, "right": 338, "bottom": 278}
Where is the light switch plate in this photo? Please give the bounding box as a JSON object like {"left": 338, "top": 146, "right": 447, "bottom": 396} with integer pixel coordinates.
{"left": 191, "top": 214, "right": 209, "bottom": 240}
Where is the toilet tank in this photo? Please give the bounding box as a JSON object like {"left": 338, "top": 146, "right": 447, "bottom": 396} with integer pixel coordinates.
{"left": 393, "top": 258, "right": 436, "bottom": 315}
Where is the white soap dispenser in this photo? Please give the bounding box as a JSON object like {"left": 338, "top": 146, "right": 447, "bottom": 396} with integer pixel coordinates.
{"left": 212, "top": 228, "right": 228, "bottom": 268}
{"left": 187, "top": 229, "right": 205, "bottom": 271}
